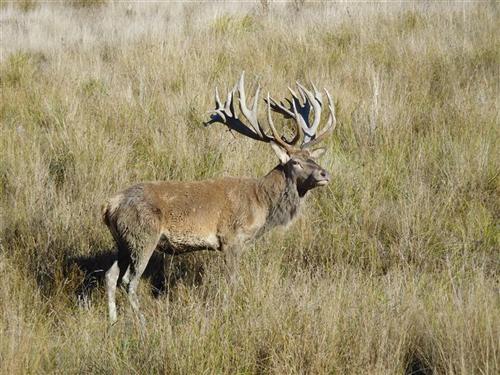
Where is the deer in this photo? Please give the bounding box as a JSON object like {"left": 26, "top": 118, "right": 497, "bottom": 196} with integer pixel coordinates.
{"left": 103, "top": 72, "right": 337, "bottom": 324}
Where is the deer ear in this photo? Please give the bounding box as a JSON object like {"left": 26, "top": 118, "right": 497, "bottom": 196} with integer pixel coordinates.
{"left": 309, "top": 147, "right": 326, "bottom": 159}
{"left": 270, "top": 141, "right": 290, "bottom": 164}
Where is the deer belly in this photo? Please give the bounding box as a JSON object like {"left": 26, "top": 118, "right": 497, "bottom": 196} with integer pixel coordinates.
{"left": 157, "top": 231, "right": 220, "bottom": 254}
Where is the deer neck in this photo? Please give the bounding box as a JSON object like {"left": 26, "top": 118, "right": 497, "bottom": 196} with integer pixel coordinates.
{"left": 257, "top": 165, "right": 303, "bottom": 232}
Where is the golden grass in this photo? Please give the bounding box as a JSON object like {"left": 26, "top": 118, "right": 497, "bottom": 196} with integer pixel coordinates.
{"left": 0, "top": 1, "right": 499, "bottom": 373}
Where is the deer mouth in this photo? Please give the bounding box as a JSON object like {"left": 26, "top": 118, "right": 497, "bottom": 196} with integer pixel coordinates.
{"left": 315, "top": 170, "right": 330, "bottom": 186}
{"left": 316, "top": 179, "right": 329, "bottom": 186}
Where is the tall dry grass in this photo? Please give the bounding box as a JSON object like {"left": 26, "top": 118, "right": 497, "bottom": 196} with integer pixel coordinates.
{"left": 0, "top": 1, "right": 498, "bottom": 374}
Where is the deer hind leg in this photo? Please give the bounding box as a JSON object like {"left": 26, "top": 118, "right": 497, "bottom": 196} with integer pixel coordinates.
{"left": 124, "top": 232, "right": 160, "bottom": 325}
{"left": 105, "top": 261, "right": 120, "bottom": 324}
{"left": 105, "top": 250, "right": 132, "bottom": 324}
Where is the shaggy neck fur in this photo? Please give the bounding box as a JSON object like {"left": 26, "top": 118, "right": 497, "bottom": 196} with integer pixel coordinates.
{"left": 257, "top": 165, "right": 304, "bottom": 234}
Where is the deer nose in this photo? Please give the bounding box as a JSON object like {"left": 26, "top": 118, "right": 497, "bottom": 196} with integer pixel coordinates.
{"left": 320, "top": 170, "right": 330, "bottom": 180}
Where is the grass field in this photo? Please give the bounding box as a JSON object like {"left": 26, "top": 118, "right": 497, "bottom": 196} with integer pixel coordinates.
{"left": 0, "top": 1, "right": 499, "bottom": 373}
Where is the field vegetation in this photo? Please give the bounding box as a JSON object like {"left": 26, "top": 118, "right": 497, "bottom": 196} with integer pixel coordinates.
{"left": 0, "top": 1, "right": 498, "bottom": 373}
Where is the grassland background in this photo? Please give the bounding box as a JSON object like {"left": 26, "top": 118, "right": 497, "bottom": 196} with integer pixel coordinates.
{"left": 0, "top": 1, "right": 499, "bottom": 374}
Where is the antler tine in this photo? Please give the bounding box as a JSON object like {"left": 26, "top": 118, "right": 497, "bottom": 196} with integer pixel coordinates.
{"left": 292, "top": 98, "right": 312, "bottom": 140}
{"left": 224, "top": 88, "right": 234, "bottom": 117}
{"left": 288, "top": 86, "right": 308, "bottom": 105}
{"left": 252, "top": 81, "right": 260, "bottom": 113}
{"left": 301, "top": 89, "right": 336, "bottom": 149}
{"left": 215, "top": 86, "right": 222, "bottom": 108}
{"left": 238, "top": 72, "right": 265, "bottom": 138}
{"left": 311, "top": 82, "right": 323, "bottom": 105}
{"left": 296, "top": 82, "right": 322, "bottom": 142}
{"left": 283, "top": 86, "right": 310, "bottom": 135}
{"left": 267, "top": 93, "right": 293, "bottom": 152}
{"left": 212, "top": 87, "right": 226, "bottom": 122}
{"left": 265, "top": 96, "right": 294, "bottom": 118}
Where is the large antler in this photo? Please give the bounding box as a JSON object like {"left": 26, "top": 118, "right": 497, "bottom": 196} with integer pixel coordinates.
{"left": 205, "top": 72, "right": 336, "bottom": 151}
{"left": 205, "top": 72, "right": 297, "bottom": 152}
{"left": 267, "top": 81, "right": 336, "bottom": 149}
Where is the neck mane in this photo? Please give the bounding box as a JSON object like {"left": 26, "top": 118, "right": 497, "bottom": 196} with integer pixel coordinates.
{"left": 257, "top": 165, "right": 304, "bottom": 233}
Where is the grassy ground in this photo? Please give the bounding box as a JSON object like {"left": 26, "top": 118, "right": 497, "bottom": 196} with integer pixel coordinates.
{"left": 0, "top": 1, "right": 498, "bottom": 373}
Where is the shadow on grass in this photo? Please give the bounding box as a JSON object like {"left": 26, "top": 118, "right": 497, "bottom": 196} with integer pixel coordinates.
{"left": 64, "top": 249, "right": 207, "bottom": 305}
{"left": 405, "top": 351, "right": 433, "bottom": 375}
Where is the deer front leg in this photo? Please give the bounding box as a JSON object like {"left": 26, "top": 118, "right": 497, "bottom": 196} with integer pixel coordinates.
{"left": 222, "top": 242, "right": 243, "bottom": 286}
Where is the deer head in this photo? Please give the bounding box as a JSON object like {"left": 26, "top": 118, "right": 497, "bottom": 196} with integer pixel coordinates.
{"left": 205, "top": 72, "right": 336, "bottom": 196}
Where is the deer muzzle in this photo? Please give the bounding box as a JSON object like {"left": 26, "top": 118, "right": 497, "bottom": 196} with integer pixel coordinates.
{"left": 314, "top": 169, "right": 330, "bottom": 186}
